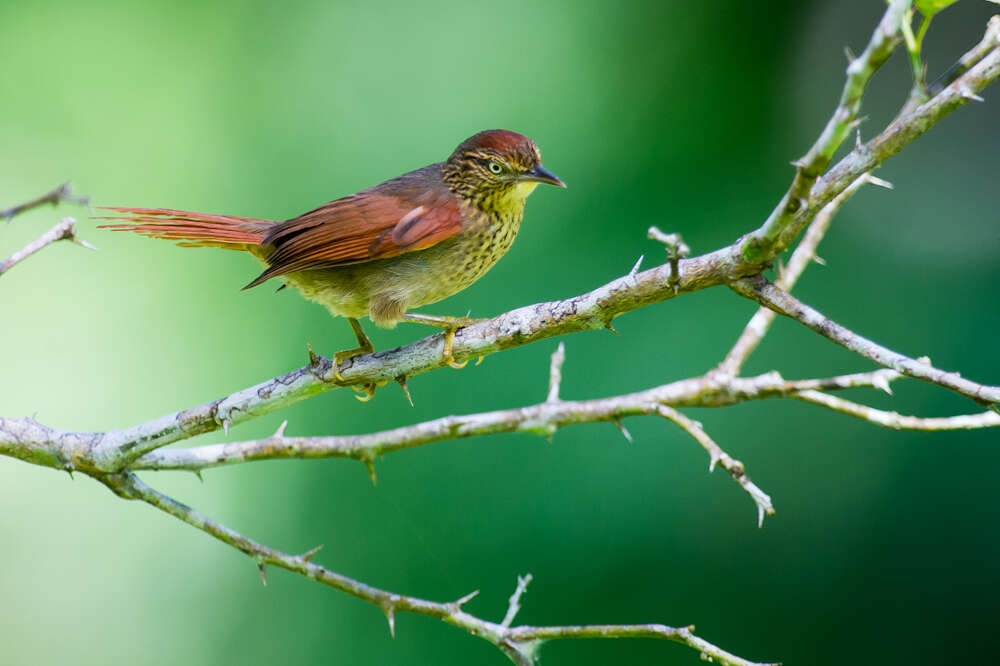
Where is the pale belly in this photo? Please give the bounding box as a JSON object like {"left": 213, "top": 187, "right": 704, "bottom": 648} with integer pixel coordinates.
{"left": 279, "top": 215, "right": 521, "bottom": 328}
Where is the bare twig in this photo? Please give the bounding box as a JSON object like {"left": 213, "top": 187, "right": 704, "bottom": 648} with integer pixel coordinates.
{"left": 5, "top": 366, "right": 924, "bottom": 521}
{"left": 1, "top": 182, "right": 89, "bottom": 222}
{"left": 730, "top": 275, "right": 1000, "bottom": 408}
{"left": 740, "top": 0, "right": 910, "bottom": 264}
{"left": 99, "top": 472, "right": 773, "bottom": 666}
{"left": 0, "top": 217, "right": 96, "bottom": 277}
{"left": 545, "top": 343, "right": 566, "bottom": 403}
{"left": 929, "top": 14, "right": 1000, "bottom": 93}
{"left": 718, "top": 173, "right": 876, "bottom": 376}
{"left": 740, "top": 12, "right": 1000, "bottom": 266}
{"left": 656, "top": 406, "right": 773, "bottom": 527}
{"left": 500, "top": 574, "right": 533, "bottom": 629}
{"left": 793, "top": 391, "right": 1000, "bottom": 430}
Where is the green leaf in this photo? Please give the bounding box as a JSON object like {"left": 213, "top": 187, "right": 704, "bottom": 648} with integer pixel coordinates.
{"left": 916, "top": 0, "right": 958, "bottom": 16}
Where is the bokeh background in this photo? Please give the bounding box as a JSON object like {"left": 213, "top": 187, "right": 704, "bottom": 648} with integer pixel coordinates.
{"left": 2, "top": 1, "right": 998, "bottom": 664}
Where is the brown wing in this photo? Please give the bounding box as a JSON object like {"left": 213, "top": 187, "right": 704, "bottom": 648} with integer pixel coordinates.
{"left": 245, "top": 166, "right": 464, "bottom": 288}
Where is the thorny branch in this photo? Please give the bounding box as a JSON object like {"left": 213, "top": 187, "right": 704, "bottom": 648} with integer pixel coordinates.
{"left": 2, "top": 5, "right": 999, "bottom": 666}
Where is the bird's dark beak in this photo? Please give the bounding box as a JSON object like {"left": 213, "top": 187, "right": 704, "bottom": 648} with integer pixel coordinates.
{"left": 520, "top": 165, "right": 566, "bottom": 188}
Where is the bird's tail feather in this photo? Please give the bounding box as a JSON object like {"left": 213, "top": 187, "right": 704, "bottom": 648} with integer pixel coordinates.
{"left": 96, "top": 206, "right": 274, "bottom": 250}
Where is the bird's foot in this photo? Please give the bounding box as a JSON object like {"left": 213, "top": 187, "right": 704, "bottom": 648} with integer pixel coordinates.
{"left": 400, "top": 313, "right": 487, "bottom": 369}
{"left": 334, "top": 317, "right": 380, "bottom": 401}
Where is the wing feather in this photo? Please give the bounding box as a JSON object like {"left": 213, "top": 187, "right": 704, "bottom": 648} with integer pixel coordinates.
{"left": 245, "top": 172, "right": 464, "bottom": 288}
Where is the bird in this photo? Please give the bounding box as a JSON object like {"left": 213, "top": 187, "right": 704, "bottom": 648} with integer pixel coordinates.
{"left": 98, "top": 129, "right": 565, "bottom": 400}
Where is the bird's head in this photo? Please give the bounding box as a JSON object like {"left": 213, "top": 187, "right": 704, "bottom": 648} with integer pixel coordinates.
{"left": 443, "top": 130, "right": 565, "bottom": 214}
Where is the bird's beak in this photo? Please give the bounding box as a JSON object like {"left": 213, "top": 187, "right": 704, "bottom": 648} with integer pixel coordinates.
{"left": 520, "top": 165, "right": 566, "bottom": 188}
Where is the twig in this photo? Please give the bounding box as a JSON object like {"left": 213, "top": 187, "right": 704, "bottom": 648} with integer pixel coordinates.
{"left": 8, "top": 367, "right": 924, "bottom": 522}
{"left": 0, "top": 217, "right": 97, "bottom": 277}
{"left": 99, "top": 472, "right": 772, "bottom": 666}
{"left": 500, "top": 574, "right": 533, "bottom": 629}
{"left": 929, "top": 15, "right": 1000, "bottom": 94}
{"left": 793, "top": 391, "right": 1000, "bottom": 430}
{"left": 739, "top": 12, "right": 1000, "bottom": 266}
{"left": 718, "top": 173, "right": 877, "bottom": 376}
{"left": 730, "top": 274, "right": 1000, "bottom": 407}
{"left": 546, "top": 343, "right": 566, "bottom": 403}
{"left": 740, "top": 0, "right": 910, "bottom": 264}
{"left": 504, "top": 623, "right": 775, "bottom": 666}
{"left": 1, "top": 182, "right": 89, "bottom": 222}
{"left": 656, "top": 406, "right": 774, "bottom": 527}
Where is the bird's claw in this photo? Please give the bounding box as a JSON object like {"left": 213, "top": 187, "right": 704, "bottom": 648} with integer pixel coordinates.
{"left": 351, "top": 381, "right": 384, "bottom": 402}
{"left": 442, "top": 321, "right": 476, "bottom": 369}
{"left": 333, "top": 326, "right": 378, "bottom": 400}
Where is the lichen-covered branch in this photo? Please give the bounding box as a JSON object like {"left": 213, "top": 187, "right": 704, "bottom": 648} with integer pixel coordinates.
{"left": 718, "top": 172, "right": 886, "bottom": 376}
{"left": 739, "top": 0, "right": 910, "bottom": 264}
{"left": 12, "top": 13, "right": 978, "bottom": 472}
{"left": 739, "top": 12, "right": 1000, "bottom": 265}
{"left": 2, "top": 363, "right": 959, "bottom": 526}
{"left": 2, "top": 10, "right": 999, "bottom": 666}
{"left": 730, "top": 274, "right": 1000, "bottom": 408}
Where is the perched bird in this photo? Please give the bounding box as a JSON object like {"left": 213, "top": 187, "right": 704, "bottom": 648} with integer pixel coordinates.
{"left": 99, "top": 129, "right": 564, "bottom": 399}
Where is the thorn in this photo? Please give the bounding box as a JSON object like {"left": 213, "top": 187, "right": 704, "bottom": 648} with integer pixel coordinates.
{"left": 958, "top": 86, "right": 984, "bottom": 103}
{"left": 612, "top": 418, "right": 633, "bottom": 443}
{"left": 855, "top": 128, "right": 862, "bottom": 149}
{"left": 396, "top": 376, "right": 414, "bottom": 406}
{"left": 222, "top": 417, "right": 230, "bottom": 437}
{"left": 363, "top": 457, "right": 377, "bottom": 486}
{"left": 709, "top": 451, "right": 721, "bottom": 473}
{"left": 871, "top": 373, "right": 893, "bottom": 395}
{"left": 790, "top": 157, "right": 809, "bottom": 169}
{"left": 474, "top": 355, "right": 485, "bottom": 366}
{"left": 865, "top": 174, "right": 894, "bottom": 189}
{"left": 383, "top": 605, "right": 396, "bottom": 638}
{"left": 258, "top": 561, "right": 268, "bottom": 586}
{"left": 306, "top": 342, "right": 320, "bottom": 367}
{"left": 274, "top": 420, "right": 288, "bottom": 438}
{"left": 604, "top": 320, "right": 620, "bottom": 336}
{"left": 454, "top": 589, "right": 480, "bottom": 608}
{"left": 846, "top": 116, "right": 866, "bottom": 133}
{"left": 628, "top": 254, "right": 644, "bottom": 278}
{"left": 74, "top": 237, "right": 98, "bottom": 251}
{"left": 193, "top": 469, "right": 204, "bottom": 482}
{"left": 65, "top": 468, "right": 74, "bottom": 480}
{"left": 811, "top": 254, "right": 826, "bottom": 266}
{"left": 757, "top": 504, "right": 765, "bottom": 529}
{"left": 299, "top": 544, "right": 324, "bottom": 563}
{"left": 844, "top": 45, "right": 856, "bottom": 62}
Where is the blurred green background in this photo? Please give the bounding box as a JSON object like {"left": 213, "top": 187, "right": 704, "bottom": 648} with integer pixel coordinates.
{"left": 2, "top": 1, "right": 998, "bottom": 664}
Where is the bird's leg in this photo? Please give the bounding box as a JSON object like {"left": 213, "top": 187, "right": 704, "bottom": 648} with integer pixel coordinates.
{"left": 334, "top": 317, "right": 380, "bottom": 401}
{"left": 401, "top": 313, "right": 487, "bottom": 369}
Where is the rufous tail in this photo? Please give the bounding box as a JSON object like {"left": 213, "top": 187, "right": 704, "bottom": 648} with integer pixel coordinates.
{"left": 96, "top": 207, "right": 274, "bottom": 251}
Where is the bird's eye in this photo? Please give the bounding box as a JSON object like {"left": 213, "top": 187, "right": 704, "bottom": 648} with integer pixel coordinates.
{"left": 487, "top": 160, "right": 503, "bottom": 174}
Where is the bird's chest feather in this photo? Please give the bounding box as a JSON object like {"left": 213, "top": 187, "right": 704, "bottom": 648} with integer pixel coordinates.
{"left": 453, "top": 209, "right": 522, "bottom": 278}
